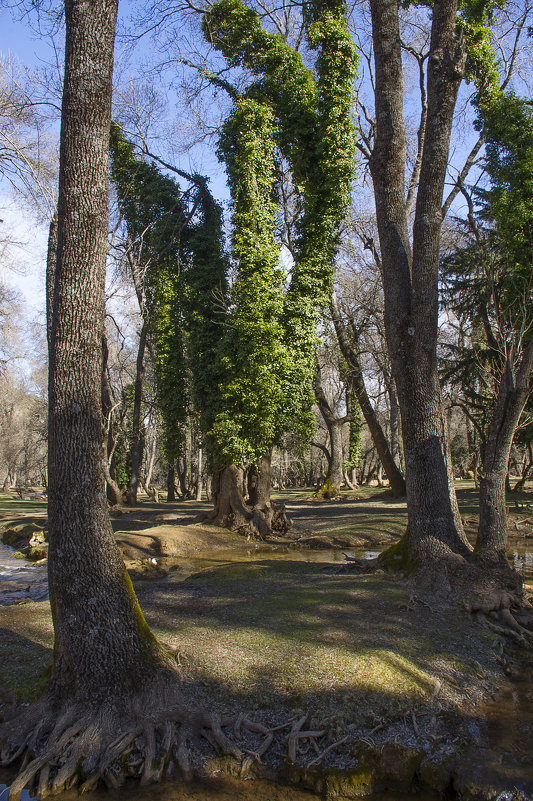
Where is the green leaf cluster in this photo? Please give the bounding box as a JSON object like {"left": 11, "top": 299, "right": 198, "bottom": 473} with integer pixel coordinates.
{"left": 204, "top": 0, "right": 357, "bottom": 465}
{"left": 110, "top": 126, "right": 229, "bottom": 464}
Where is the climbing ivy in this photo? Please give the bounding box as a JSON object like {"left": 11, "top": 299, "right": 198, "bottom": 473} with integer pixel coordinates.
{"left": 109, "top": 125, "right": 189, "bottom": 463}
{"left": 203, "top": 0, "right": 357, "bottom": 465}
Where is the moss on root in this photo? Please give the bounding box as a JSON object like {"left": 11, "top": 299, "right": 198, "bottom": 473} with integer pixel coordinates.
{"left": 377, "top": 528, "right": 418, "bottom": 574}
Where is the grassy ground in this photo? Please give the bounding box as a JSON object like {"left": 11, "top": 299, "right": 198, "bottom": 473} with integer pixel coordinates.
{"left": 1, "top": 484, "right": 532, "bottom": 798}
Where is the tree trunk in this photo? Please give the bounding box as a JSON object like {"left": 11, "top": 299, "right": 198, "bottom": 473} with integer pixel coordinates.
{"left": 101, "top": 335, "right": 122, "bottom": 506}
{"left": 176, "top": 455, "right": 188, "bottom": 497}
{"left": 208, "top": 462, "right": 250, "bottom": 530}
{"left": 313, "top": 367, "right": 346, "bottom": 496}
{"left": 207, "top": 454, "right": 288, "bottom": 539}
{"left": 0, "top": 2, "right": 241, "bottom": 792}
{"left": 166, "top": 463, "right": 176, "bottom": 502}
{"left": 369, "top": 0, "right": 469, "bottom": 561}
{"left": 195, "top": 446, "right": 203, "bottom": 501}
{"left": 127, "top": 322, "right": 147, "bottom": 506}
{"left": 475, "top": 343, "right": 533, "bottom": 562}
{"left": 45, "top": 0, "right": 167, "bottom": 701}
{"left": 247, "top": 452, "right": 273, "bottom": 535}
{"left": 331, "top": 293, "right": 406, "bottom": 497}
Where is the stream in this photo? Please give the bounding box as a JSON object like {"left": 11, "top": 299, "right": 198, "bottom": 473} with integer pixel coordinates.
{"left": 1, "top": 538, "right": 531, "bottom": 607}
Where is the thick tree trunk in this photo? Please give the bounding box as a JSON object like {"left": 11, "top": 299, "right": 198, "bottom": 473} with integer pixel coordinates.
{"left": 331, "top": 293, "right": 406, "bottom": 497}
{"left": 208, "top": 462, "right": 250, "bottom": 529}
{"left": 247, "top": 452, "right": 273, "bottom": 534}
{"left": 369, "top": 0, "right": 469, "bottom": 560}
{"left": 0, "top": 4, "right": 243, "bottom": 794}
{"left": 46, "top": 0, "right": 168, "bottom": 703}
{"left": 127, "top": 322, "right": 147, "bottom": 506}
{"left": 208, "top": 454, "right": 288, "bottom": 539}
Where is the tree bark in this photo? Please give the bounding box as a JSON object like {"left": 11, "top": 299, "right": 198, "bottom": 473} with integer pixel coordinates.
{"left": 369, "top": 0, "right": 470, "bottom": 559}
{"left": 208, "top": 462, "right": 250, "bottom": 529}
{"left": 475, "top": 341, "right": 533, "bottom": 562}
{"left": 45, "top": 0, "right": 169, "bottom": 702}
{"left": 331, "top": 292, "right": 406, "bottom": 497}
{"left": 0, "top": 4, "right": 243, "bottom": 793}
{"left": 195, "top": 446, "right": 203, "bottom": 501}
{"left": 313, "top": 368, "right": 346, "bottom": 496}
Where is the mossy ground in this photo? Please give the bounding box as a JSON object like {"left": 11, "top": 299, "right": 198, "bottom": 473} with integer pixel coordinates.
{"left": 0, "top": 485, "right": 532, "bottom": 798}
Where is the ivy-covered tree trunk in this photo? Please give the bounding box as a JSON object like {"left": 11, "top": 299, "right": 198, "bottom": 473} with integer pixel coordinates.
{"left": 0, "top": 2, "right": 242, "bottom": 793}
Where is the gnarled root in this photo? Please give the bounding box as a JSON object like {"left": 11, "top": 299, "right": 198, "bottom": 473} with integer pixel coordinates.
{"left": 0, "top": 677, "right": 243, "bottom": 800}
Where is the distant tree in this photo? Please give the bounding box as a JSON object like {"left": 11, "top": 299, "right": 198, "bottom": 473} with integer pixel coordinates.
{"left": 109, "top": 124, "right": 189, "bottom": 505}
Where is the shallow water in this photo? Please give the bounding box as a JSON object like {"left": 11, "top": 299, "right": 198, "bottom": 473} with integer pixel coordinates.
{"left": 0, "top": 775, "right": 443, "bottom": 801}
{"left": 0, "top": 543, "right": 48, "bottom": 604}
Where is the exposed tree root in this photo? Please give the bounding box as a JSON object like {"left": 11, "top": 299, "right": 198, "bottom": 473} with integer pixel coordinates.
{"left": 1, "top": 677, "right": 348, "bottom": 798}
{"left": 0, "top": 675, "right": 246, "bottom": 800}
{"left": 342, "top": 539, "right": 533, "bottom": 648}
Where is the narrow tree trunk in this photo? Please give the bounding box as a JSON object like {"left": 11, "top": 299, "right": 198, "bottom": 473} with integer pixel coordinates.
{"left": 195, "top": 447, "right": 203, "bottom": 501}
{"left": 144, "top": 426, "right": 157, "bottom": 490}
{"left": 127, "top": 322, "right": 147, "bottom": 506}
{"left": 101, "top": 335, "right": 123, "bottom": 506}
{"left": 331, "top": 293, "right": 406, "bottom": 497}
{"left": 167, "top": 463, "right": 176, "bottom": 502}
{"left": 313, "top": 367, "right": 346, "bottom": 496}
{"left": 475, "top": 343, "right": 533, "bottom": 562}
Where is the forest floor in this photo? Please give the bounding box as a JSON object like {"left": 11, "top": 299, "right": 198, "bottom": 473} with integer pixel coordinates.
{"left": 0, "top": 483, "right": 532, "bottom": 799}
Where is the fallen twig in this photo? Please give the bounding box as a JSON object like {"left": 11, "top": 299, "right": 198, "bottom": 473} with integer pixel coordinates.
{"left": 306, "top": 734, "right": 350, "bottom": 767}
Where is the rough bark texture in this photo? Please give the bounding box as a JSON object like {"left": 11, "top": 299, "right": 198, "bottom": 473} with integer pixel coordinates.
{"left": 45, "top": 0, "right": 168, "bottom": 699}
{"left": 369, "top": 0, "right": 469, "bottom": 559}
{"left": 475, "top": 341, "right": 533, "bottom": 562}
{"left": 208, "top": 456, "right": 290, "bottom": 539}
{"left": 331, "top": 293, "right": 406, "bottom": 497}
{"left": 0, "top": 3, "right": 244, "bottom": 794}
